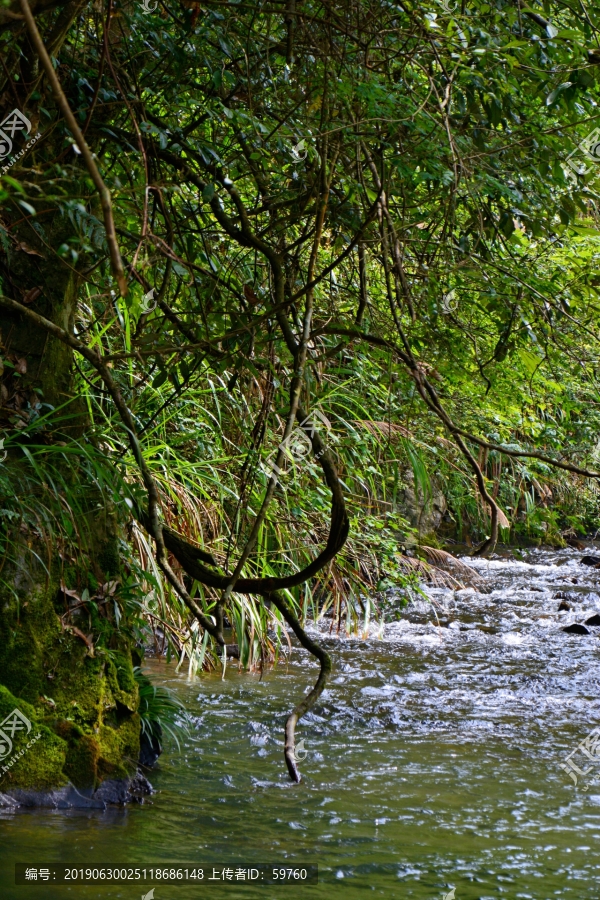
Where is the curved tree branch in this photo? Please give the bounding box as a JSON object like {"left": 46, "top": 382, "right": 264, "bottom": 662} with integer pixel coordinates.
{"left": 0, "top": 293, "right": 222, "bottom": 643}
{"left": 0, "top": 292, "right": 346, "bottom": 782}
{"left": 317, "top": 324, "right": 600, "bottom": 553}
{"left": 266, "top": 589, "right": 331, "bottom": 783}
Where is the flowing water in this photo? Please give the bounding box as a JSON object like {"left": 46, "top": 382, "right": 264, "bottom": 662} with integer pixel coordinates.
{"left": 3, "top": 548, "right": 600, "bottom": 899}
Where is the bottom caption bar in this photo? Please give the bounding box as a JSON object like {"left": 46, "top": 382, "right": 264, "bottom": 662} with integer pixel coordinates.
{"left": 15, "top": 865, "right": 318, "bottom": 885}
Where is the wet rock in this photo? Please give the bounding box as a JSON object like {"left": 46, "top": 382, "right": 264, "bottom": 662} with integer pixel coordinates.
{"left": 93, "top": 772, "right": 152, "bottom": 806}
{"left": 563, "top": 623, "right": 590, "bottom": 635}
{"left": 0, "top": 772, "right": 153, "bottom": 809}
{"left": 0, "top": 786, "right": 105, "bottom": 810}
{"left": 397, "top": 468, "right": 446, "bottom": 536}
{"left": 554, "top": 591, "right": 578, "bottom": 601}
{"left": 127, "top": 772, "right": 154, "bottom": 803}
{"left": 580, "top": 556, "right": 600, "bottom": 567}
{"left": 585, "top": 614, "right": 600, "bottom": 626}
{"left": 226, "top": 643, "right": 240, "bottom": 659}
{"left": 558, "top": 601, "right": 572, "bottom": 611}
{"left": 139, "top": 726, "right": 162, "bottom": 768}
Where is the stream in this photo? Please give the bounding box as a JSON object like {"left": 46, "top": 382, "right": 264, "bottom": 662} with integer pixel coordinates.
{"left": 3, "top": 548, "right": 600, "bottom": 899}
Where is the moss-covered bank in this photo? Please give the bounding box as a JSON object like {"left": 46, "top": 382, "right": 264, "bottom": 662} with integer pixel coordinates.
{"left": 0, "top": 556, "right": 140, "bottom": 793}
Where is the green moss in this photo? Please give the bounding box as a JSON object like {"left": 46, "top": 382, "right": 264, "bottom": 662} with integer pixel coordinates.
{"left": 97, "top": 538, "right": 121, "bottom": 576}
{"left": 0, "top": 685, "right": 36, "bottom": 727}
{"left": 0, "top": 685, "right": 67, "bottom": 791}
{"left": 63, "top": 734, "right": 100, "bottom": 789}
{"left": 0, "top": 556, "right": 141, "bottom": 792}
{"left": 96, "top": 714, "right": 140, "bottom": 781}
{"left": 0, "top": 583, "right": 62, "bottom": 705}
{"left": 106, "top": 650, "right": 137, "bottom": 698}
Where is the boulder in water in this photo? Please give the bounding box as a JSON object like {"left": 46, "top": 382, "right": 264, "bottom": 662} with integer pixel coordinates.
{"left": 563, "top": 623, "right": 590, "bottom": 635}
{"left": 580, "top": 556, "right": 600, "bottom": 567}
{"left": 554, "top": 591, "right": 578, "bottom": 601}
{"left": 585, "top": 614, "right": 600, "bottom": 626}
{"left": 558, "top": 601, "right": 572, "bottom": 611}
{"left": 0, "top": 772, "right": 152, "bottom": 809}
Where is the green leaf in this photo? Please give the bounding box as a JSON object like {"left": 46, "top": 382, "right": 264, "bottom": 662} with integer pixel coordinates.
{"left": 152, "top": 370, "right": 168, "bottom": 388}
{"left": 17, "top": 200, "right": 36, "bottom": 215}
{"left": 519, "top": 349, "right": 543, "bottom": 376}
{"left": 546, "top": 82, "right": 572, "bottom": 106}
{"left": 1, "top": 175, "right": 25, "bottom": 193}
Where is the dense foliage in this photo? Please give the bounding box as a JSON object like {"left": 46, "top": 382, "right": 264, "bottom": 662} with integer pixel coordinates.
{"left": 2, "top": 0, "right": 600, "bottom": 778}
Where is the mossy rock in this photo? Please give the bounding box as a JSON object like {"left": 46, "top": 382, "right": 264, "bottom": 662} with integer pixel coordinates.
{"left": 0, "top": 685, "right": 67, "bottom": 791}
{"left": 0, "top": 263, "right": 142, "bottom": 796}
{"left": 96, "top": 715, "right": 140, "bottom": 782}
{"left": 0, "top": 561, "right": 140, "bottom": 791}
{"left": 106, "top": 650, "right": 137, "bottom": 706}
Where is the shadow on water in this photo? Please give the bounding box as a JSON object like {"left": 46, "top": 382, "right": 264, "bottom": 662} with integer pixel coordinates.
{"left": 3, "top": 548, "right": 600, "bottom": 899}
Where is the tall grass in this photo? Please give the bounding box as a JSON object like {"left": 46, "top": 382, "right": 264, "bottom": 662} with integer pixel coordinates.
{"left": 2, "top": 297, "right": 587, "bottom": 674}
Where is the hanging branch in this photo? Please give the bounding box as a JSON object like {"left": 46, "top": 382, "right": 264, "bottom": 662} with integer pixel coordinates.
{"left": 0, "top": 293, "right": 221, "bottom": 643}
{"left": 102, "top": 0, "right": 150, "bottom": 268}
{"left": 219, "top": 136, "right": 331, "bottom": 601}
{"left": 19, "top": 0, "right": 127, "bottom": 297}
{"left": 266, "top": 590, "right": 331, "bottom": 783}
{"left": 316, "top": 324, "right": 600, "bottom": 553}
{"left": 0, "top": 291, "right": 346, "bottom": 781}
